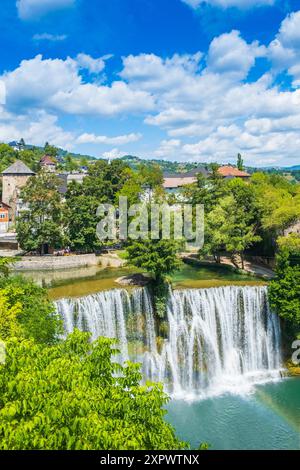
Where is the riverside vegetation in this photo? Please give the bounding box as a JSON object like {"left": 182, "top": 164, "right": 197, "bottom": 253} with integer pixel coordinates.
{"left": 0, "top": 263, "right": 187, "bottom": 450}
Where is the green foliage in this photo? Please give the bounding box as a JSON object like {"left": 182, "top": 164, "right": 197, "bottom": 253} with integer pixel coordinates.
{"left": 0, "top": 289, "right": 22, "bottom": 340}
{"left": 251, "top": 172, "right": 300, "bottom": 234}
{"left": 116, "top": 168, "right": 143, "bottom": 206}
{"left": 201, "top": 194, "right": 260, "bottom": 266}
{"left": 0, "top": 144, "right": 44, "bottom": 173}
{"left": 65, "top": 184, "right": 102, "bottom": 253}
{"left": 44, "top": 142, "right": 58, "bottom": 157}
{"left": 269, "top": 236, "right": 300, "bottom": 330}
{"left": 237, "top": 153, "right": 244, "bottom": 171}
{"left": 65, "top": 160, "right": 132, "bottom": 252}
{"left": 126, "top": 238, "right": 181, "bottom": 282}
{"left": 0, "top": 258, "right": 15, "bottom": 278}
{"left": 151, "top": 280, "right": 170, "bottom": 319}
{"left": 86, "top": 160, "right": 131, "bottom": 203}
{"left": 138, "top": 163, "right": 163, "bottom": 191}
{"left": 0, "top": 330, "right": 186, "bottom": 450}
{"left": 0, "top": 275, "right": 62, "bottom": 345}
{"left": 63, "top": 154, "right": 79, "bottom": 172}
{"left": 16, "top": 172, "right": 66, "bottom": 254}
{"left": 269, "top": 264, "right": 300, "bottom": 327}
{"left": 0, "top": 144, "right": 18, "bottom": 173}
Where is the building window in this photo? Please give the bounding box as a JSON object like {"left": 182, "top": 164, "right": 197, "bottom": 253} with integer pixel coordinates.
{"left": 0, "top": 213, "right": 6, "bottom": 219}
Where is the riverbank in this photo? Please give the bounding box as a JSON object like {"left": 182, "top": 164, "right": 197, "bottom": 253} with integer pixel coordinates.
{"left": 182, "top": 254, "right": 275, "bottom": 280}
{"left": 13, "top": 254, "right": 99, "bottom": 271}
{"left": 9, "top": 251, "right": 126, "bottom": 272}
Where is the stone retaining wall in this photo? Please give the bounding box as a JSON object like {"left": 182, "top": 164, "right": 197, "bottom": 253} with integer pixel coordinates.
{"left": 13, "top": 254, "right": 99, "bottom": 271}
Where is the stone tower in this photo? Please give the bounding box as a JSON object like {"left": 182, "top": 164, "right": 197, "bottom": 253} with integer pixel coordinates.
{"left": 2, "top": 160, "right": 35, "bottom": 217}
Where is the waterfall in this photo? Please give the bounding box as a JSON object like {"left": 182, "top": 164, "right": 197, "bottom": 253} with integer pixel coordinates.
{"left": 56, "top": 285, "right": 282, "bottom": 398}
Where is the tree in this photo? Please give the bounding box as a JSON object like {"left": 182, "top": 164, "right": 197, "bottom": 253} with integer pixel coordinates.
{"left": 16, "top": 173, "right": 67, "bottom": 254}
{"left": 200, "top": 201, "right": 230, "bottom": 264}
{"left": 268, "top": 234, "right": 300, "bottom": 331}
{"left": 0, "top": 330, "right": 186, "bottom": 450}
{"left": 237, "top": 153, "right": 244, "bottom": 171}
{"left": 116, "top": 168, "right": 143, "bottom": 206}
{"left": 64, "top": 154, "right": 79, "bottom": 172}
{"left": 182, "top": 165, "right": 225, "bottom": 213}
{"left": 0, "top": 144, "right": 17, "bottom": 173}
{"left": 139, "top": 163, "right": 163, "bottom": 192}
{"left": 65, "top": 183, "right": 102, "bottom": 253}
{"left": 251, "top": 172, "right": 300, "bottom": 234}
{"left": 86, "top": 159, "right": 130, "bottom": 203}
{"left": 0, "top": 275, "right": 62, "bottom": 344}
{"left": 44, "top": 142, "right": 58, "bottom": 157}
{"left": 126, "top": 238, "right": 181, "bottom": 283}
{"left": 201, "top": 195, "right": 261, "bottom": 268}
{"left": 65, "top": 160, "right": 134, "bottom": 252}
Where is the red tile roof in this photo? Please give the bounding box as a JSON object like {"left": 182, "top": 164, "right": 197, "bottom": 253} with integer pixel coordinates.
{"left": 218, "top": 166, "right": 250, "bottom": 178}
{"left": 163, "top": 176, "right": 197, "bottom": 189}
{"left": 40, "top": 155, "right": 56, "bottom": 165}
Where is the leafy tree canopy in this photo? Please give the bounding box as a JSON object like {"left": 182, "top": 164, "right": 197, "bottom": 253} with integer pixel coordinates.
{"left": 0, "top": 275, "right": 62, "bottom": 345}
{"left": 16, "top": 172, "right": 67, "bottom": 254}
{"left": 0, "top": 330, "right": 186, "bottom": 450}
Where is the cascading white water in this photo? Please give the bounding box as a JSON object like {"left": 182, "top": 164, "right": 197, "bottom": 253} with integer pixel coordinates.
{"left": 55, "top": 285, "right": 282, "bottom": 398}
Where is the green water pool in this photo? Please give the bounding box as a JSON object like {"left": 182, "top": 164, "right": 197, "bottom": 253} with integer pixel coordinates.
{"left": 166, "top": 378, "right": 300, "bottom": 450}
{"left": 20, "top": 261, "right": 266, "bottom": 299}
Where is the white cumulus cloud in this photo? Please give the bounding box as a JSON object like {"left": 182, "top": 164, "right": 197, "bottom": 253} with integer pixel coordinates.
{"left": 0, "top": 111, "right": 74, "bottom": 149}
{"left": 207, "top": 30, "right": 266, "bottom": 80}
{"left": 1, "top": 54, "right": 154, "bottom": 116}
{"left": 76, "top": 132, "right": 142, "bottom": 146}
{"left": 17, "top": 0, "right": 75, "bottom": 20}
{"left": 33, "top": 33, "right": 67, "bottom": 42}
{"left": 182, "top": 0, "right": 274, "bottom": 9}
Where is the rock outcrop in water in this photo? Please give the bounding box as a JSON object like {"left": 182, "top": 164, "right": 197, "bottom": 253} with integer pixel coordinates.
{"left": 56, "top": 286, "right": 282, "bottom": 397}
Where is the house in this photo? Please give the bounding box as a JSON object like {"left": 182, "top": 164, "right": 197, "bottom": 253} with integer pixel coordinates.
{"left": 163, "top": 168, "right": 209, "bottom": 193}
{"left": 2, "top": 160, "right": 35, "bottom": 219}
{"left": 217, "top": 166, "right": 250, "bottom": 179}
{"left": 0, "top": 202, "right": 11, "bottom": 233}
{"left": 67, "top": 172, "right": 85, "bottom": 184}
{"left": 40, "top": 155, "right": 57, "bottom": 172}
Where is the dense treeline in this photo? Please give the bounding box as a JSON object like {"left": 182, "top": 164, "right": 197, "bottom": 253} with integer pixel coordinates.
{"left": 0, "top": 141, "right": 90, "bottom": 175}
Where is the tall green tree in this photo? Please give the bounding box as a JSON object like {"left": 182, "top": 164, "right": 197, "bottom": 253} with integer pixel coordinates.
{"left": 269, "top": 238, "right": 300, "bottom": 331}
{"left": 201, "top": 195, "right": 261, "bottom": 268}
{"left": 65, "top": 182, "right": 102, "bottom": 253}
{"left": 44, "top": 142, "right": 58, "bottom": 157}
{"left": 126, "top": 238, "right": 181, "bottom": 283}
{"left": 65, "top": 160, "right": 133, "bottom": 252}
{"left": 16, "top": 173, "right": 67, "bottom": 254}
{"left": 0, "top": 330, "right": 186, "bottom": 450}
{"left": 139, "top": 163, "right": 163, "bottom": 193}
{"left": 237, "top": 153, "right": 244, "bottom": 171}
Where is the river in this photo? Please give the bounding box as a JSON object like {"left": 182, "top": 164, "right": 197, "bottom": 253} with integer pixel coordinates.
{"left": 27, "top": 264, "right": 300, "bottom": 450}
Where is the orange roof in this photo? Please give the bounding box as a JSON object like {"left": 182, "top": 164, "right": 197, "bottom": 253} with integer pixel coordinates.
{"left": 163, "top": 176, "right": 197, "bottom": 189}
{"left": 40, "top": 155, "right": 56, "bottom": 165}
{"left": 218, "top": 166, "right": 250, "bottom": 178}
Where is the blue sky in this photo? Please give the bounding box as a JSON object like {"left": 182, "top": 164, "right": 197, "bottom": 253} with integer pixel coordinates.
{"left": 1, "top": 0, "right": 300, "bottom": 166}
